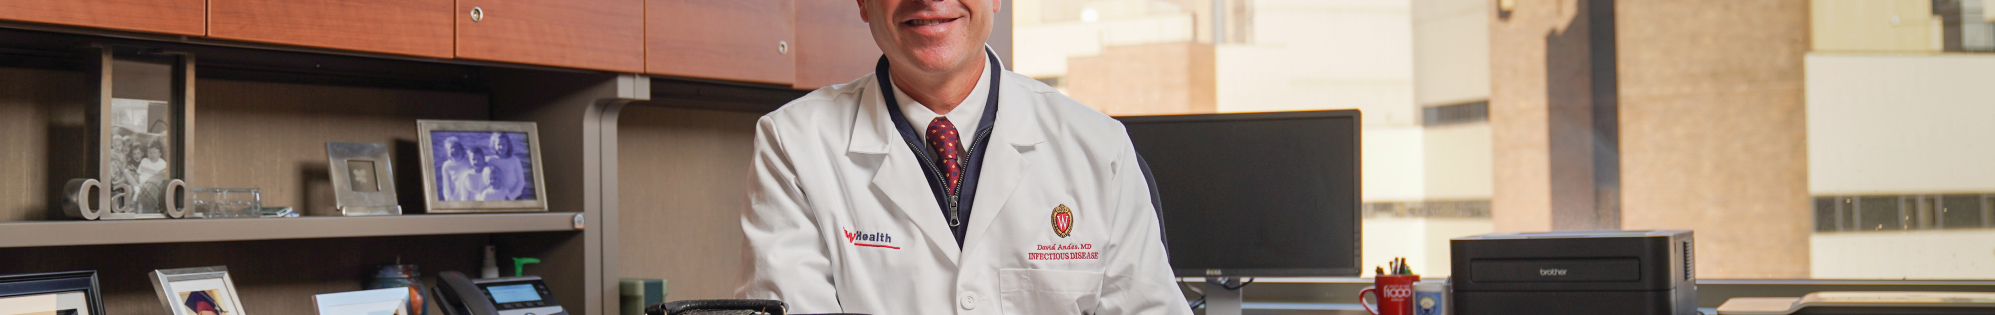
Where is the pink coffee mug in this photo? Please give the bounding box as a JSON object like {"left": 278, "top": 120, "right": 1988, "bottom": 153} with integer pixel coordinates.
{"left": 1359, "top": 275, "right": 1421, "bottom": 315}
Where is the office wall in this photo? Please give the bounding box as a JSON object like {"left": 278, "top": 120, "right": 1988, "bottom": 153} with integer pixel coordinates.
{"left": 0, "top": 65, "right": 493, "bottom": 221}
{"left": 1806, "top": 53, "right": 1995, "bottom": 195}
{"left": 191, "top": 80, "right": 488, "bottom": 214}
{"left": 1615, "top": 0, "right": 1812, "bottom": 279}
{"left": 0, "top": 66, "right": 81, "bottom": 221}
{"left": 616, "top": 106, "right": 762, "bottom": 301}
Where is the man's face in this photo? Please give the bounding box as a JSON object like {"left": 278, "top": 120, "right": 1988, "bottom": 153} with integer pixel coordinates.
{"left": 858, "top": 0, "right": 999, "bottom": 74}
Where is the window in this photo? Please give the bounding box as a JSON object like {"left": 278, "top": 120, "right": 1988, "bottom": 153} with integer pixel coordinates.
{"left": 1013, "top": 0, "right": 1995, "bottom": 280}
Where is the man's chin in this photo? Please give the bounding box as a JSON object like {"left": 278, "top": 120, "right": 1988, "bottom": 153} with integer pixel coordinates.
{"left": 896, "top": 47, "right": 981, "bottom": 72}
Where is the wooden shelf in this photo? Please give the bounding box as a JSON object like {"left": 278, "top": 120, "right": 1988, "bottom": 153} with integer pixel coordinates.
{"left": 0, "top": 213, "right": 582, "bottom": 248}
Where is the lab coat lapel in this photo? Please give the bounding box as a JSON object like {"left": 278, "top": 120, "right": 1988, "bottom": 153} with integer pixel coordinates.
{"left": 850, "top": 77, "right": 963, "bottom": 263}
{"left": 962, "top": 80, "right": 1046, "bottom": 254}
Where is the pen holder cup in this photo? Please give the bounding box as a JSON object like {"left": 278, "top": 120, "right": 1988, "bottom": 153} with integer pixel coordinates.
{"left": 1360, "top": 274, "right": 1420, "bottom": 315}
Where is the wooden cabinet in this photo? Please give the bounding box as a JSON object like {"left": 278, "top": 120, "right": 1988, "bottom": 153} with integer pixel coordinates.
{"left": 0, "top": 0, "right": 204, "bottom": 36}
{"left": 646, "top": 0, "right": 795, "bottom": 85}
{"left": 209, "top": 0, "right": 454, "bottom": 58}
{"left": 792, "top": 0, "right": 881, "bottom": 90}
{"left": 456, "top": 0, "right": 646, "bottom": 73}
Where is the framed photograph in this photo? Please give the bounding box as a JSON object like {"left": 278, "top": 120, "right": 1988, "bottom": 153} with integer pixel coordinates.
{"left": 416, "top": 120, "right": 548, "bottom": 213}
{"left": 149, "top": 266, "right": 246, "bottom": 315}
{"left": 327, "top": 142, "right": 401, "bottom": 216}
{"left": 312, "top": 288, "right": 409, "bottom": 315}
{"left": 0, "top": 270, "right": 104, "bottom": 315}
{"left": 58, "top": 44, "right": 197, "bottom": 220}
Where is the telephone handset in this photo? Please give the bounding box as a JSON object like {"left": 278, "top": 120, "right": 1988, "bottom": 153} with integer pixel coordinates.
{"left": 433, "top": 271, "right": 566, "bottom": 315}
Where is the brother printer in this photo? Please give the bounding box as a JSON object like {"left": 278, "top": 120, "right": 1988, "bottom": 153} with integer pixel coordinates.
{"left": 1450, "top": 230, "right": 1696, "bottom": 315}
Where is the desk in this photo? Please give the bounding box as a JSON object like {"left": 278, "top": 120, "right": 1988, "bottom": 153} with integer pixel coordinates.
{"left": 1177, "top": 278, "right": 1995, "bottom": 314}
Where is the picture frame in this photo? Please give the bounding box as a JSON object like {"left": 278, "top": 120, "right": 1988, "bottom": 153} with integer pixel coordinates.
{"left": 327, "top": 142, "right": 402, "bottom": 216}
{"left": 60, "top": 44, "right": 198, "bottom": 220}
{"left": 312, "top": 288, "right": 410, "bottom": 315}
{"left": 415, "top": 120, "right": 549, "bottom": 213}
{"left": 0, "top": 270, "right": 104, "bottom": 315}
{"left": 149, "top": 266, "right": 246, "bottom": 315}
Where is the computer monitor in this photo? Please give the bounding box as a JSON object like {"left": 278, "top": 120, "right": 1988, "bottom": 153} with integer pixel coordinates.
{"left": 1117, "top": 110, "right": 1362, "bottom": 277}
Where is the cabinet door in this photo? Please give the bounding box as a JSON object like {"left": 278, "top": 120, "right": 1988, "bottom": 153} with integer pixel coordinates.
{"left": 210, "top": 0, "right": 454, "bottom": 58}
{"left": 0, "top": 0, "right": 203, "bottom": 36}
{"left": 792, "top": 0, "right": 882, "bottom": 90}
{"left": 646, "top": 0, "right": 794, "bottom": 85}
{"left": 457, "top": 0, "right": 645, "bottom": 73}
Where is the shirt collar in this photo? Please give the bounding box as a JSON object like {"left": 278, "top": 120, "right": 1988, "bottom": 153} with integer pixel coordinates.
{"left": 891, "top": 58, "right": 992, "bottom": 141}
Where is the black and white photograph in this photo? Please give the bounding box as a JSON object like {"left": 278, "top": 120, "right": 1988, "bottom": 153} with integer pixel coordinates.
{"left": 429, "top": 131, "right": 536, "bottom": 202}
{"left": 106, "top": 98, "right": 174, "bottom": 214}
{"left": 416, "top": 120, "right": 548, "bottom": 213}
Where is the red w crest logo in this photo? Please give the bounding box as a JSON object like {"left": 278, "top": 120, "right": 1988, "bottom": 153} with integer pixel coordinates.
{"left": 1051, "top": 204, "right": 1074, "bottom": 238}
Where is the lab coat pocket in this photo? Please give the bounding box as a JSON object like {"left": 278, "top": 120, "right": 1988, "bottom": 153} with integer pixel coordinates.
{"left": 998, "top": 269, "right": 1104, "bottom": 315}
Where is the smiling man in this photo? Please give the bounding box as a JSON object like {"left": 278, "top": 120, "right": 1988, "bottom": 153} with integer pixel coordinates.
{"left": 735, "top": 0, "right": 1190, "bottom": 314}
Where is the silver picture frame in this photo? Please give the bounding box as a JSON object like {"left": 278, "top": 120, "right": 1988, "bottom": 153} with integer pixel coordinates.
{"left": 327, "top": 142, "right": 402, "bottom": 216}
{"left": 149, "top": 266, "right": 246, "bottom": 315}
{"left": 416, "top": 120, "right": 549, "bottom": 213}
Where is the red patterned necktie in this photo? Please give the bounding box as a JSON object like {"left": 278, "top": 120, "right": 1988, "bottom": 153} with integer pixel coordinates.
{"left": 925, "top": 117, "right": 964, "bottom": 195}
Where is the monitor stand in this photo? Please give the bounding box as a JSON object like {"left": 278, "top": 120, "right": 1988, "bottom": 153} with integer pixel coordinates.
{"left": 1203, "top": 277, "right": 1244, "bottom": 315}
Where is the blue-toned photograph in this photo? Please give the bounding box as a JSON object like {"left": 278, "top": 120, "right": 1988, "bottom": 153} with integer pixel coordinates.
{"left": 429, "top": 131, "right": 536, "bottom": 201}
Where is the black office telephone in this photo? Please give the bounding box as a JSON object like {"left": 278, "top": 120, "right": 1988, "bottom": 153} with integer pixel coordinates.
{"left": 433, "top": 271, "right": 567, "bottom": 315}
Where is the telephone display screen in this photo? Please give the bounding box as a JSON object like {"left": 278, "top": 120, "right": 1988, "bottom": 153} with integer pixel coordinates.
{"left": 486, "top": 284, "right": 541, "bottom": 303}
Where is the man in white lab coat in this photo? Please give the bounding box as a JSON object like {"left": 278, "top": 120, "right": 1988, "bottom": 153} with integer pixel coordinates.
{"left": 737, "top": 0, "right": 1191, "bottom": 314}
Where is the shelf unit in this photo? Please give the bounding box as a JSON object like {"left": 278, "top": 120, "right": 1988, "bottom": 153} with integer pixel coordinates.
{"left": 0, "top": 213, "right": 582, "bottom": 248}
{"left": 0, "top": 4, "right": 824, "bottom": 314}
{"left": 0, "top": 24, "right": 653, "bottom": 315}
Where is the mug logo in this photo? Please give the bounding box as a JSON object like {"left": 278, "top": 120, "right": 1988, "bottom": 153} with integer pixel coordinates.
{"left": 1051, "top": 204, "right": 1074, "bottom": 238}
{"left": 1385, "top": 285, "right": 1413, "bottom": 299}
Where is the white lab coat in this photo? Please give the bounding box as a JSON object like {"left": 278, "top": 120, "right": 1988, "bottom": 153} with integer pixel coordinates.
{"left": 738, "top": 62, "right": 1191, "bottom": 315}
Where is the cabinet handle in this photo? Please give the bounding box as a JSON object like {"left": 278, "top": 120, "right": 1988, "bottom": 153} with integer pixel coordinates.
{"left": 470, "top": 7, "right": 484, "bottom": 22}
{"left": 778, "top": 41, "right": 790, "bottom": 54}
